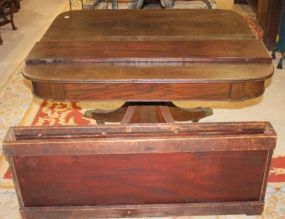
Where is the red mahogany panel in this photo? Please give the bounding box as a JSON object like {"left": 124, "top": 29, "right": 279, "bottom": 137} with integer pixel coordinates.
{"left": 13, "top": 151, "right": 267, "bottom": 207}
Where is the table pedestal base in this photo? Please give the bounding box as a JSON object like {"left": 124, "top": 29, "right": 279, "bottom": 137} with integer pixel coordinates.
{"left": 84, "top": 102, "right": 213, "bottom": 124}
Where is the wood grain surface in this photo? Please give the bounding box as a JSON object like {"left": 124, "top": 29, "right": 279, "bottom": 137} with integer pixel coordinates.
{"left": 13, "top": 151, "right": 268, "bottom": 207}
{"left": 22, "top": 202, "right": 264, "bottom": 218}
{"left": 23, "top": 9, "right": 273, "bottom": 101}
{"left": 4, "top": 122, "right": 276, "bottom": 156}
{"left": 41, "top": 10, "right": 255, "bottom": 42}
{"left": 23, "top": 63, "right": 273, "bottom": 83}
{"left": 4, "top": 122, "right": 276, "bottom": 217}
{"left": 26, "top": 40, "right": 271, "bottom": 64}
{"left": 29, "top": 80, "right": 265, "bottom": 101}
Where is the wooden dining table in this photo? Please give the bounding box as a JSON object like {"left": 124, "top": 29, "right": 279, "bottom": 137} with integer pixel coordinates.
{"left": 23, "top": 9, "right": 273, "bottom": 124}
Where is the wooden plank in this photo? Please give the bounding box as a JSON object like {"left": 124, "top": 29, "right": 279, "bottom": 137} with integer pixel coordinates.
{"left": 63, "top": 82, "right": 232, "bottom": 101}
{"left": 42, "top": 10, "right": 255, "bottom": 42}
{"left": 9, "top": 121, "right": 275, "bottom": 136}
{"left": 23, "top": 202, "right": 264, "bottom": 218}
{"left": 13, "top": 151, "right": 267, "bottom": 206}
{"left": 2, "top": 136, "right": 277, "bottom": 156}
{"left": 26, "top": 40, "right": 271, "bottom": 64}
{"left": 23, "top": 63, "right": 274, "bottom": 83}
{"left": 49, "top": 83, "right": 65, "bottom": 100}
{"left": 259, "top": 150, "right": 273, "bottom": 200}
{"left": 5, "top": 156, "right": 25, "bottom": 209}
{"left": 29, "top": 81, "right": 265, "bottom": 102}
{"left": 3, "top": 122, "right": 276, "bottom": 156}
{"left": 230, "top": 83, "right": 245, "bottom": 99}
{"left": 4, "top": 122, "right": 274, "bottom": 217}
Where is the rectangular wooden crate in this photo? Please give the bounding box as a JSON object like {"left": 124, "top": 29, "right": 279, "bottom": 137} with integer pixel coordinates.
{"left": 3, "top": 122, "right": 276, "bottom": 218}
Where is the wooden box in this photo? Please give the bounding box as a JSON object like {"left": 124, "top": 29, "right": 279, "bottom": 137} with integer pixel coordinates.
{"left": 3, "top": 122, "right": 276, "bottom": 218}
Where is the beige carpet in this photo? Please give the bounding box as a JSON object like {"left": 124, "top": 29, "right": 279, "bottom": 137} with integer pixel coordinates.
{"left": 0, "top": 0, "right": 69, "bottom": 88}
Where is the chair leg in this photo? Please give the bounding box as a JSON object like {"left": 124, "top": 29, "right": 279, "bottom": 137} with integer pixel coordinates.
{"left": 90, "top": 0, "right": 101, "bottom": 9}
{"left": 9, "top": 1, "right": 17, "bottom": 30}
{"left": 2, "top": 10, "right": 8, "bottom": 21}
{"left": 185, "top": 0, "right": 212, "bottom": 9}
{"left": 0, "top": 33, "right": 3, "bottom": 45}
{"left": 112, "top": 0, "right": 118, "bottom": 9}
{"left": 129, "top": 0, "right": 144, "bottom": 9}
{"left": 277, "top": 57, "right": 284, "bottom": 69}
{"left": 271, "top": 47, "right": 278, "bottom": 59}
{"left": 15, "top": 0, "right": 20, "bottom": 10}
{"left": 160, "top": 0, "right": 175, "bottom": 8}
{"left": 201, "top": 0, "right": 212, "bottom": 9}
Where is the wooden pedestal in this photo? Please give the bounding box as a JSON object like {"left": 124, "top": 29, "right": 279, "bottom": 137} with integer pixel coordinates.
{"left": 85, "top": 102, "right": 213, "bottom": 124}
{"left": 3, "top": 122, "right": 276, "bottom": 218}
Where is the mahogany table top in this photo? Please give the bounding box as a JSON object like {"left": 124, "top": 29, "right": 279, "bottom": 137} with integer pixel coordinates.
{"left": 23, "top": 9, "right": 273, "bottom": 102}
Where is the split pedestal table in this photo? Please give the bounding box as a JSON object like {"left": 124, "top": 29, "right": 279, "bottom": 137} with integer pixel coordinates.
{"left": 3, "top": 9, "right": 277, "bottom": 218}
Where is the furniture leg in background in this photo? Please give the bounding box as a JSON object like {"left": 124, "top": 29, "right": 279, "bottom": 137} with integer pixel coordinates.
{"left": 271, "top": 1, "right": 285, "bottom": 69}
{"left": 0, "top": 0, "right": 17, "bottom": 30}
{"left": 234, "top": 0, "right": 283, "bottom": 50}
{"left": 69, "top": 0, "right": 118, "bottom": 10}
{"left": 12, "top": 0, "right": 20, "bottom": 11}
{"left": 0, "top": 32, "right": 3, "bottom": 45}
{"left": 143, "top": 0, "right": 213, "bottom": 9}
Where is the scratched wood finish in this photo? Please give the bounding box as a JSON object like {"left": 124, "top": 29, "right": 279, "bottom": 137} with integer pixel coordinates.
{"left": 41, "top": 10, "right": 255, "bottom": 42}
{"left": 13, "top": 152, "right": 268, "bottom": 207}
{"left": 23, "top": 63, "right": 273, "bottom": 83}
{"left": 3, "top": 122, "right": 276, "bottom": 217}
{"left": 6, "top": 121, "right": 274, "bottom": 139}
{"left": 26, "top": 40, "right": 271, "bottom": 64}
{"left": 22, "top": 202, "right": 264, "bottom": 218}
{"left": 23, "top": 10, "right": 273, "bottom": 102}
{"left": 4, "top": 122, "right": 277, "bottom": 155}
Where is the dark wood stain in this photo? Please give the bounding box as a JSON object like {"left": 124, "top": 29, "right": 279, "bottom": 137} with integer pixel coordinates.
{"left": 3, "top": 122, "right": 276, "bottom": 217}
{"left": 31, "top": 81, "right": 265, "bottom": 101}
{"left": 26, "top": 40, "right": 271, "bottom": 64}
{"left": 41, "top": 10, "right": 255, "bottom": 42}
{"left": 14, "top": 151, "right": 267, "bottom": 207}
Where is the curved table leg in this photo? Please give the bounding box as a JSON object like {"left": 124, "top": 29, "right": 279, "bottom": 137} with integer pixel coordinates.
{"left": 84, "top": 104, "right": 130, "bottom": 124}
{"left": 171, "top": 104, "right": 213, "bottom": 122}
{"left": 84, "top": 102, "right": 213, "bottom": 124}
